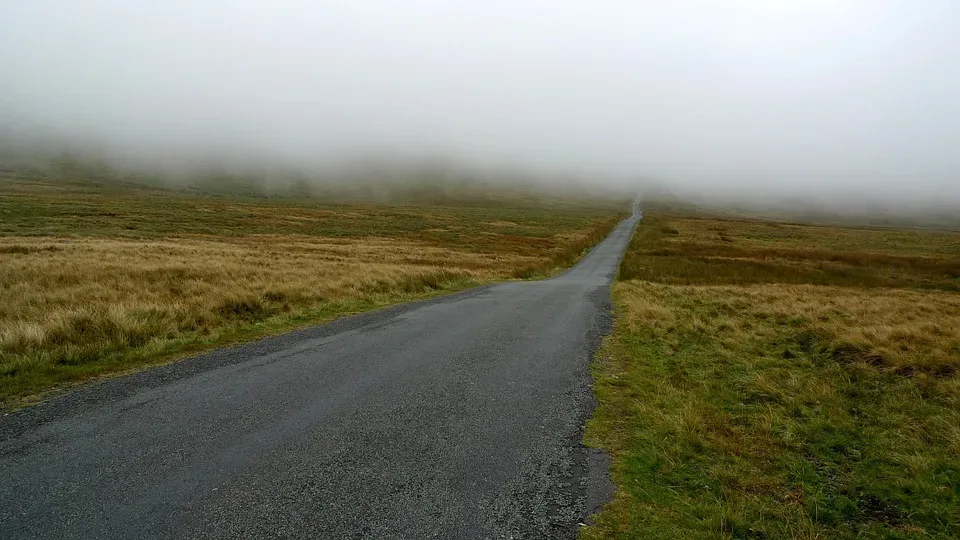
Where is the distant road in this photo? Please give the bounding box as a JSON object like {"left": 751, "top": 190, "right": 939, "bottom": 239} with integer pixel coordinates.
{"left": 0, "top": 202, "right": 642, "bottom": 539}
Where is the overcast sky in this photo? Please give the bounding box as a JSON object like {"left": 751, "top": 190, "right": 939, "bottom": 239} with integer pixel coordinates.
{"left": 1, "top": 1, "right": 958, "bottom": 201}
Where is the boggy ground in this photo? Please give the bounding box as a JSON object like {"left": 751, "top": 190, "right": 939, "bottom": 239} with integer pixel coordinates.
{"left": 584, "top": 214, "right": 960, "bottom": 539}
{"left": 0, "top": 174, "right": 625, "bottom": 406}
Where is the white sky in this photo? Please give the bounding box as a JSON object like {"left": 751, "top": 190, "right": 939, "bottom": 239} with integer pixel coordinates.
{"left": 1, "top": 1, "right": 958, "bottom": 200}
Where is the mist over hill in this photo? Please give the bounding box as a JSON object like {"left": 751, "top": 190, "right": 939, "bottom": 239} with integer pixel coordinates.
{"left": 2, "top": 1, "right": 959, "bottom": 214}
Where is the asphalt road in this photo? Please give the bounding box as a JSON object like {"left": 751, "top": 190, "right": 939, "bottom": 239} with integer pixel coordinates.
{"left": 1, "top": 208, "right": 641, "bottom": 540}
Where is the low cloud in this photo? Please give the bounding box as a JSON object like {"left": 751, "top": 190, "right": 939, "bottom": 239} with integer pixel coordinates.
{"left": 2, "top": 1, "right": 958, "bottom": 205}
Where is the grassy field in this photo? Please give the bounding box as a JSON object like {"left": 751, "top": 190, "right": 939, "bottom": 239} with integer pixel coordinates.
{"left": 0, "top": 173, "right": 625, "bottom": 407}
{"left": 584, "top": 214, "right": 960, "bottom": 539}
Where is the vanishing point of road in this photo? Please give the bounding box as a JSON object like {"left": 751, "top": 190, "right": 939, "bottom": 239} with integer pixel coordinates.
{"left": 1, "top": 205, "right": 642, "bottom": 539}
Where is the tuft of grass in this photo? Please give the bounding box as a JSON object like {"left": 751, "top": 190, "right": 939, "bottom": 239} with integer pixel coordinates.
{"left": 584, "top": 214, "right": 960, "bottom": 539}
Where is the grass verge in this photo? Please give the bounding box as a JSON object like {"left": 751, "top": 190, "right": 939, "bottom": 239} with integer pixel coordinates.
{"left": 583, "top": 215, "right": 960, "bottom": 539}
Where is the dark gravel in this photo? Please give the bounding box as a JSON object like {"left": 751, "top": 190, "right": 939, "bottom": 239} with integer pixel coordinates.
{"left": 0, "top": 212, "right": 639, "bottom": 539}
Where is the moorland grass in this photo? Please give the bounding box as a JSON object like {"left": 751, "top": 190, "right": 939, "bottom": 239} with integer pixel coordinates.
{"left": 0, "top": 175, "right": 625, "bottom": 407}
{"left": 584, "top": 214, "right": 960, "bottom": 539}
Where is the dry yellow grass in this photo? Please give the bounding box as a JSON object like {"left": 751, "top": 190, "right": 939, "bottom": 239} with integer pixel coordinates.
{"left": 0, "top": 226, "right": 617, "bottom": 404}
{"left": 0, "top": 234, "right": 534, "bottom": 359}
{"left": 0, "top": 174, "right": 626, "bottom": 405}
{"left": 616, "top": 281, "right": 960, "bottom": 377}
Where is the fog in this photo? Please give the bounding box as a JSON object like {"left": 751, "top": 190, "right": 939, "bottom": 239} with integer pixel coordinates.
{"left": 2, "top": 1, "right": 959, "bottom": 205}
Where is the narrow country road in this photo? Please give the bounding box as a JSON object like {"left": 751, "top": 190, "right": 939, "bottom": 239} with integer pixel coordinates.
{"left": 1, "top": 205, "right": 641, "bottom": 540}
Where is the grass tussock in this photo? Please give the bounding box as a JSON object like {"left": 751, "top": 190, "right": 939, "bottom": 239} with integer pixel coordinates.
{"left": 0, "top": 177, "right": 625, "bottom": 406}
{"left": 584, "top": 214, "right": 960, "bottom": 539}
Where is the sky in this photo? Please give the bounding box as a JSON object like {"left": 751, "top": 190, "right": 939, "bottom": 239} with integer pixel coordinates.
{"left": 1, "top": 0, "right": 958, "bottom": 202}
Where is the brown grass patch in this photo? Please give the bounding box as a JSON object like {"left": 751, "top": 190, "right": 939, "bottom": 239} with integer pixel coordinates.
{"left": 0, "top": 178, "right": 626, "bottom": 405}
{"left": 619, "top": 216, "right": 960, "bottom": 291}
{"left": 618, "top": 281, "right": 960, "bottom": 379}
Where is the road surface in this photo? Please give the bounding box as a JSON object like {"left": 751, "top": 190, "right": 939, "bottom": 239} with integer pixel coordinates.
{"left": 1, "top": 206, "right": 641, "bottom": 539}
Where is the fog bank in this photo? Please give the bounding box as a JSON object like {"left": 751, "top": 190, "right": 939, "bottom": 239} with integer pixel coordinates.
{"left": 2, "top": 1, "right": 958, "bottom": 204}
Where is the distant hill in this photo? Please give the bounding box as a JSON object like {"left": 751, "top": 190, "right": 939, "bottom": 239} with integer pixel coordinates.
{"left": 0, "top": 151, "right": 630, "bottom": 211}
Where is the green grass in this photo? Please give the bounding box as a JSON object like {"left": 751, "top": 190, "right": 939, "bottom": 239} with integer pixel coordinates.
{"left": 583, "top": 214, "right": 960, "bottom": 539}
